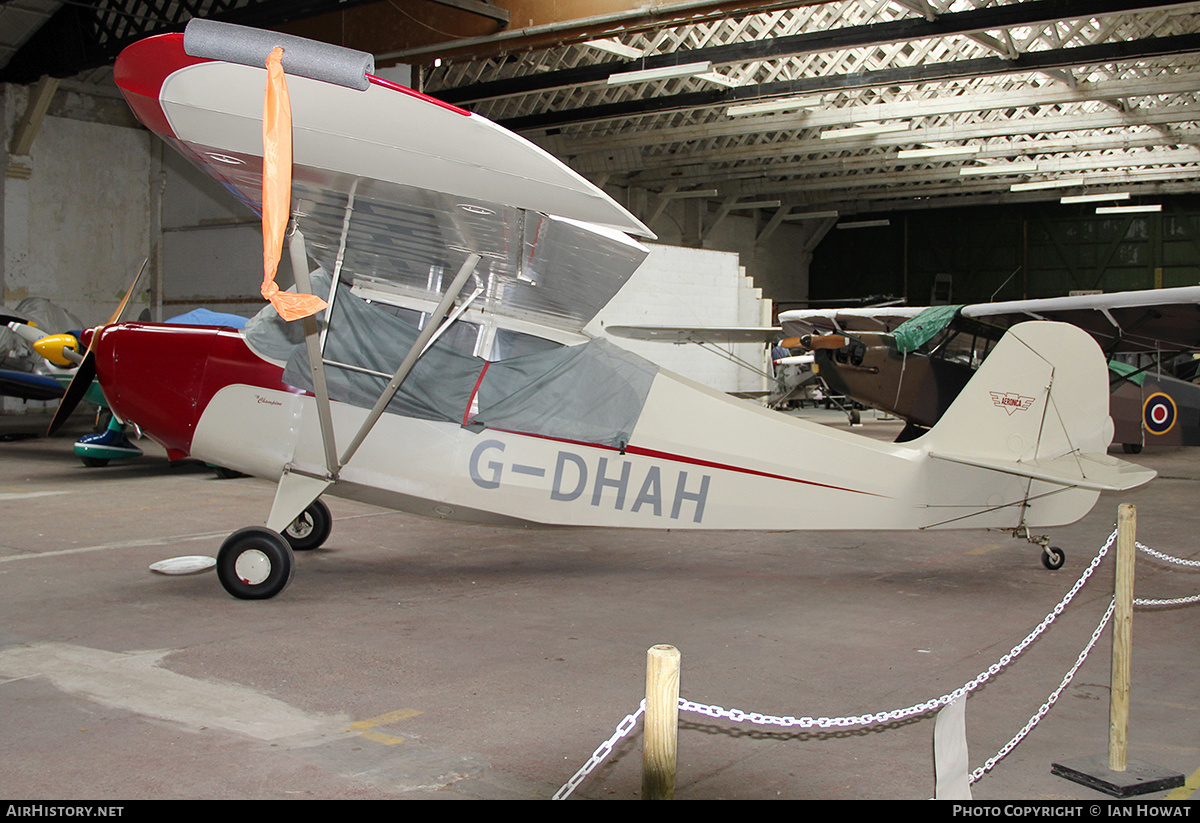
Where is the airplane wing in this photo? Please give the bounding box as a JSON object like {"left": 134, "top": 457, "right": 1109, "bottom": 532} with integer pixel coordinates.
{"left": 605, "top": 325, "right": 781, "bottom": 344}
{"left": 778, "top": 307, "right": 925, "bottom": 336}
{"left": 115, "top": 21, "right": 653, "bottom": 334}
{"left": 781, "top": 287, "right": 1200, "bottom": 353}
{"left": 958, "top": 286, "right": 1200, "bottom": 353}
{"left": 0, "top": 369, "right": 65, "bottom": 402}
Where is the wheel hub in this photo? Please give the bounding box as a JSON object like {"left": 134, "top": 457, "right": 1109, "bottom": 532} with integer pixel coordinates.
{"left": 286, "top": 515, "right": 313, "bottom": 539}
{"left": 234, "top": 548, "right": 272, "bottom": 585}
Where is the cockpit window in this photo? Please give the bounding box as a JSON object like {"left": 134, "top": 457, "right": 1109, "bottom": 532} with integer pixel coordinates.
{"left": 367, "top": 302, "right": 480, "bottom": 357}
{"left": 491, "top": 328, "right": 562, "bottom": 361}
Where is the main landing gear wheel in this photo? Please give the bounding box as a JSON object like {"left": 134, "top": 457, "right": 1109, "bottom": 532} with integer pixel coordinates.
{"left": 282, "top": 499, "right": 332, "bottom": 552}
{"left": 1041, "top": 546, "right": 1066, "bottom": 571}
{"left": 216, "top": 527, "right": 294, "bottom": 600}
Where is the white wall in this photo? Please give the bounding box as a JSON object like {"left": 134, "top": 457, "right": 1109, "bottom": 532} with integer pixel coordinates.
{"left": 159, "top": 148, "right": 281, "bottom": 319}
{"left": 2, "top": 105, "right": 151, "bottom": 326}
{"left": 2, "top": 85, "right": 153, "bottom": 413}
{"left": 588, "top": 243, "right": 771, "bottom": 396}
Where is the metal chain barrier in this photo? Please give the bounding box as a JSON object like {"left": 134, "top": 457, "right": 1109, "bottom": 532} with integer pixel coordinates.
{"left": 971, "top": 532, "right": 1200, "bottom": 781}
{"left": 1135, "top": 540, "right": 1200, "bottom": 606}
{"left": 968, "top": 596, "right": 1114, "bottom": 783}
{"left": 1137, "top": 541, "right": 1200, "bottom": 568}
{"left": 554, "top": 702, "right": 645, "bottom": 800}
{"left": 556, "top": 526, "right": 1200, "bottom": 799}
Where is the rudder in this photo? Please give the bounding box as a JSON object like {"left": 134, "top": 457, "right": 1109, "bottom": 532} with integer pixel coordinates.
{"left": 918, "top": 321, "right": 1153, "bottom": 494}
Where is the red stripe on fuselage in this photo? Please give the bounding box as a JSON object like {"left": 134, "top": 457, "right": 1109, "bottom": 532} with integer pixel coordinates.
{"left": 488, "top": 428, "right": 887, "bottom": 498}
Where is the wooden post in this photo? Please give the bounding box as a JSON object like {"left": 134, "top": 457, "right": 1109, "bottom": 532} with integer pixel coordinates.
{"left": 1052, "top": 504, "right": 1183, "bottom": 795}
{"left": 1109, "top": 503, "right": 1136, "bottom": 772}
{"left": 642, "top": 644, "right": 681, "bottom": 800}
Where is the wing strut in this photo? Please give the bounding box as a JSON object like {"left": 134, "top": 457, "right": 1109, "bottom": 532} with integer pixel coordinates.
{"left": 266, "top": 248, "right": 482, "bottom": 533}
{"left": 288, "top": 228, "right": 340, "bottom": 478}
{"left": 337, "top": 252, "right": 483, "bottom": 468}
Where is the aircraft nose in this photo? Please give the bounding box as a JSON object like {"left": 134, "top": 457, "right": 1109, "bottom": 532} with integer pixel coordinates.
{"left": 92, "top": 323, "right": 219, "bottom": 460}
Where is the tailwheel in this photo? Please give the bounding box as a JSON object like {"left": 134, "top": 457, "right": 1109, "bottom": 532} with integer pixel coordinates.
{"left": 1041, "top": 545, "right": 1065, "bottom": 571}
{"left": 282, "top": 499, "right": 332, "bottom": 551}
{"left": 217, "top": 527, "right": 294, "bottom": 600}
{"left": 1012, "top": 528, "right": 1065, "bottom": 571}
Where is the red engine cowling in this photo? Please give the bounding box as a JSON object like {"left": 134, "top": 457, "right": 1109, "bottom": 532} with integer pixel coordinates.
{"left": 90, "top": 322, "right": 295, "bottom": 460}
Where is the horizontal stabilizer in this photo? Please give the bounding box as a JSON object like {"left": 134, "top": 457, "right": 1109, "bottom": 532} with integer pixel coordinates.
{"left": 930, "top": 450, "right": 1156, "bottom": 492}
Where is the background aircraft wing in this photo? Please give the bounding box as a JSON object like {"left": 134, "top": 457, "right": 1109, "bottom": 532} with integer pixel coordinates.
{"left": 778, "top": 307, "right": 925, "bottom": 336}
{"left": 606, "top": 325, "right": 781, "bottom": 344}
{"left": 115, "top": 23, "right": 653, "bottom": 333}
{"left": 959, "top": 286, "right": 1200, "bottom": 353}
{"left": 0, "top": 369, "right": 65, "bottom": 402}
{"left": 782, "top": 286, "right": 1200, "bottom": 354}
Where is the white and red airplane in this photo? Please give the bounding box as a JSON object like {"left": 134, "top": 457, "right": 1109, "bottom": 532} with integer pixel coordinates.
{"left": 60, "top": 20, "right": 1154, "bottom": 599}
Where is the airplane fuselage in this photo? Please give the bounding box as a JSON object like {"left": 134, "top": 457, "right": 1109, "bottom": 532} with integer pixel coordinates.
{"left": 90, "top": 320, "right": 1114, "bottom": 533}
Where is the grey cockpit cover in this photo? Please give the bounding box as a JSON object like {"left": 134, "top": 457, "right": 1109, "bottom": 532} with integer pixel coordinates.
{"left": 474, "top": 338, "right": 658, "bottom": 449}
{"left": 246, "top": 272, "right": 658, "bottom": 448}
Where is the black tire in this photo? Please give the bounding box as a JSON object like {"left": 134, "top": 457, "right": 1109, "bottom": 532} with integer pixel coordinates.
{"left": 1122, "top": 443, "right": 1143, "bottom": 454}
{"left": 81, "top": 456, "right": 110, "bottom": 468}
{"left": 283, "top": 499, "right": 333, "bottom": 552}
{"left": 212, "top": 465, "right": 247, "bottom": 479}
{"left": 216, "top": 527, "right": 295, "bottom": 600}
{"left": 1041, "top": 546, "right": 1065, "bottom": 571}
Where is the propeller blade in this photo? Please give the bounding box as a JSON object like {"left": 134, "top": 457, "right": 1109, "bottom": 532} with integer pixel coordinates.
{"left": 45, "top": 259, "right": 146, "bottom": 436}
{"left": 105, "top": 258, "right": 148, "bottom": 328}
{"left": 779, "top": 334, "right": 850, "bottom": 351}
{"left": 46, "top": 350, "right": 96, "bottom": 435}
{"left": 808, "top": 334, "right": 850, "bottom": 350}
{"left": 6, "top": 321, "right": 45, "bottom": 345}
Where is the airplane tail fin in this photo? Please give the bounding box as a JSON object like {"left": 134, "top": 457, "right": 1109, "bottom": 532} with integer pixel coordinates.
{"left": 916, "top": 321, "right": 1154, "bottom": 526}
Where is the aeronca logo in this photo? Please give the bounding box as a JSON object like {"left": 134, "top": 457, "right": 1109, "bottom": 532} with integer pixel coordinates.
{"left": 989, "top": 391, "right": 1036, "bottom": 415}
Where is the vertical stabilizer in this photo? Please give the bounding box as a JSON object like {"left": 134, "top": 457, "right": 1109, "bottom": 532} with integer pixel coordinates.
{"left": 919, "top": 321, "right": 1154, "bottom": 493}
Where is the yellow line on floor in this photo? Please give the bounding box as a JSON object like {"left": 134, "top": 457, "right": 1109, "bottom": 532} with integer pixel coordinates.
{"left": 348, "top": 708, "right": 422, "bottom": 746}
{"left": 1164, "top": 764, "right": 1199, "bottom": 801}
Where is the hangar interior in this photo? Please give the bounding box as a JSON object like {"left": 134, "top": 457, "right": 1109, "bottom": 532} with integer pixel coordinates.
{"left": 0, "top": 0, "right": 1198, "bottom": 802}
{"left": 3, "top": 0, "right": 1200, "bottom": 328}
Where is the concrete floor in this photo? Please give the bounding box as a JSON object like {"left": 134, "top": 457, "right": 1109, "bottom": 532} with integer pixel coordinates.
{"left": 0, "top": 409, "right": 1197, "bottom": 801}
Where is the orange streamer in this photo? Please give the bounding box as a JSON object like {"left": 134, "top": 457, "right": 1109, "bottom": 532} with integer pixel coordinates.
{"left": 261, "top": 46, "right": 327, "bottom": 322}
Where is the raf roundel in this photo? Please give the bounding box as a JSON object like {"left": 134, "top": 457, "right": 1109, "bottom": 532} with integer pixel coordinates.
{"left": 1143, "top": 391, "right": 1178, "bottom": 436}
